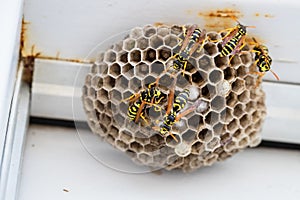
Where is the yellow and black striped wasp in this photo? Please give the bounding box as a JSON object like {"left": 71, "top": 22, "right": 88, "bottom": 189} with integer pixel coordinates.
{"left": 251, "top": 37, "right": 280, "bottom": 86}
{"left": 125, "top": 80, "right": 165, "bottom": 125}
{"left": 212, "top": 19, "right": 255, "bottom": 62}
{"left": 153, "top": 87, "right": 196, "bottom": 142}
{"left": 166, "top": 24, "right": 207, "bottom": 75}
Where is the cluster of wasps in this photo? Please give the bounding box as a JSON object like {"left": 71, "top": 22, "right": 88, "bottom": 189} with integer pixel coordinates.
{"left": 124, "top": 19, "right": 279, "bottom": 142}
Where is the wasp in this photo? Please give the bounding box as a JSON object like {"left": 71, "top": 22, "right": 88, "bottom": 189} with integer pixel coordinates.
{"left": 125, "top": 80, "right": 165, "bottom": 125}
{"left": 211, "top": 19, "right": 255, "bottom": 62}
{"left": 153, "top": 88, "right": 196, "bottom": 142}
{"left": 251, "top": 37, "right": 280, "bottom": 86}
{"left": 166, "top": 24, "right": 207, "bottom": 75}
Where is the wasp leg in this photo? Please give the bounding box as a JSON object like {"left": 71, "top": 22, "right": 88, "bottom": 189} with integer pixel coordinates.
{"left": 175, "top": 106, "right": 196, "bottom": 122}
{"left": 122, "top": 93, "right": 140, "bottom": 103}
{"left": 168, "top": 132, "right": 179, "bottom": 142}
{"left": 179, "top": 24, "right": 197, "bottom": 52}
{"left": 134, "top": 101, "right": 146, "bottom": 123}
{"left": 165, "top": 80, "right": 176, "bottom": 115}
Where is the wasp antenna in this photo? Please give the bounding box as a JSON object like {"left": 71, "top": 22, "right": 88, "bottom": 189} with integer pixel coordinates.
{"left": 252, "top": 37, "right": 258, "bottom": 43}
{"left": 246, "top": 25, "right": 256, "bottom": 28}
{"left": 270, "top": 69, "right": 280, "bottom": 81}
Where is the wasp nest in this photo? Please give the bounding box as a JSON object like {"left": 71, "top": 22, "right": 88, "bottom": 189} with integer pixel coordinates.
{"left": 82, "top": 24, "right": 266, "bottom": 172}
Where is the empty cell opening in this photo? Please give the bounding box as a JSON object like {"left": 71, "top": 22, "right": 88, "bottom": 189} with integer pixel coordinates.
{"left": 236, "top": 65, "right": 248, "bottom": 78}
{"left": 211, "top": 96, "right": 226, "bottom": 111}
{"left": 130, "top": 141, "right": 143, "bottom": 152}
{"left": 198, "top": 128, "right": 212, "bottom": 141}
{"left": 158, "top": 74, "right": 175, "bottom": 89}
{"left": 104, "top": 50, "right": 117, "bottom": 63}
{"left": 92, "top": 76, "right": 103, "bottom": 89}
{"left": 144, "top": 27, "right": 157, "bottom": 37}
{"left": 116, "top": 76, "right": 129, "bottom": 90}
{"left": 188, "top": 115, "right": 203, "bottom": 130}
{"left": 170, "top": 25, "right": 183, "bottom": 35}
{"left": 240, "top": 114, "right": 250, "bottom": 128}
{"left": 233, "top": 104, "right": 244, "bottom": 118}
{"left": 158, "top": 47, "right": 171, "bottom": 61}
{"left": 149, "top": 134, "right": 164, "bottom": 146}
{"left": 110, "top": 89, "right": 122, "bottom": 102}
{"left": 204, "top": 111, "right": 219, "bottom": 126}
{"left": 238, "top": 137, "right": 249, "bottom": 147}
{"left": 232, "top": 129, "right": 241, "bottom": 138}
{"left": 104, "top": 75, "right": 115, "bottom": 89}
{"left": 88, "top": 87, "right": 96, "bottom": 99}
{"left": 151, "top": 61, "right": 165, "bottom": 75}
{"left": 201, "top": 84, "right": 216, "bottom": 99}
{"left": 226, "top": 92, "right": 237, "bottom": 107}
{"left": 113, "top": 41, "right": 123, "bottom": 52}
{"left": 204, "top": 42, "right": 218, "bottom": 56}
{"left": 119, "top": 52, "right": 128, "bottom": 63}
{"left": 109, "top": 63, "right": 121, "bottom": 77}
{"left": 164, "top": 35, "right": 179, "bottom": 48}
{"left": 157, "top": 27, "right": 170, "bottom": 37}
{"left": 110, "top": 125, "right": 119, "bottom": 138}
{"left": 223, "top": 67, "right": 235, "bottom": 81}
{"left": 229, "top": 55, "right": 241, "bottom": 66}
{"left": 165, "top": 133, "right": 181, "bottom": 147}
{"left": 143, "top": 75, "right": 157, "bottom": 87}
{"left": 150, "top": 35, "right": 164, "bottom": 48}
{"left": 220, "top": 132, "right": 232, "bottom": 145}
{"left": 209, "top": 69, "right": 223, "bottom": 84}
{"left": 122, "top": 63, "right": 134, "bottom": 77}
{"left": 232, "top": 79, "right": 245, "bottom": 94}
{"left": 192, "top": 71, "right": 205, "bottom": 85}
{"left": 238, "top": 90, "right": 250, "bottom": 103}
{"left": 136, "top": 62, "right": 149, "bottom": 77}
{"left": 120, "top": 130, "right": 133, "bottom": 142}
{"left": 207, "top": 32, "right": 219, "bottom": 42}
{"left": 214, "top": 55, "right": 228, "bottom": 69}
{"left": 227, "top": 119, "right": 238, "bottom": 132}
{"left": 129, "top": 50, "right": 141, "bottom": 63}
{"left": 206, "top": 137, "right": 220, "bottom": 151}
{"left": 212, "top": 122, "right": 224, "bottom": 135}
{"left": 240, "top": 52, "right": 252, "bottom": 65}
{"left": 144, "top": 48, "right": 156, "bottom": 62}
{"left": 124, "top": 39, "right": 136, "bottom": 51}
{"left": 119, "top": 100, "right": 129, "bottom": 115}
{"left": 144, "top": 144, "right": 158, "bottom": 153}
{"left": 106, "top": 134, "right": 115, "bottom": 145}
{"left": 191, "top": 141, "right": 204, "bottom": 154}
{"left": 136, "top": 38, "right": 149, "bottom": 50}
{"left": 245, "top": 101, "right": 256, "bottom": 113}
{"left": 116, "top": 140, "right": 128, "bottom": 151}
{"left": 182, "top": 130, "right": 197, "bottom": 143}
{"left": 97, "top": 89, "right": 109, "bottom": 103}
{"left": 198, "top": 55, "right": 213, "bottom": 71}
{"left": 185, "top": 58, "right": 197, "bottom": 73}
{"left": 94, "top": 100, "right": 104, "bottom": 111}
{"left": 129, "top": 77, "right": 142, "bottom": 91}
{"left": 245, "top": 75, "right": 255, "bottom": 87}
{"left": 130, "top": 28, "right": 143, "bottom": 39}
{"left": 115, "top": 113, "right": 125, "bottom": 125}
{"left": 84, "top": 97, "right": 93, "bottom": 111}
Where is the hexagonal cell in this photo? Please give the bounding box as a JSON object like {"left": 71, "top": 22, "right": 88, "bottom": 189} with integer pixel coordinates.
{"left": 182, "top": 129, "right": 197, "bottom": 143}
{"left": 156, "top": 47, "right": 171, "bottom": 61}
{"left": 207, "top": 32, "right": 220, "bottom": 42}
{"left": 174, "top": 142, "right": 192, "bottom": 157}
{"left": 198, "top": 55, "right": 213, "bottom": 71}
{"left": 95, "top": 62, "right": 109, "bottom": 75}
{"left": 103, "top": 75, "right": 115, "bottom": 90}
{"left": 129, "top": 49, "right": 141, "bottom": 63}
{"left": 91, "top": 75, "right": 103, "bottom": 90}
{"left": 143, "top": 26, "right": 156, "bottom": 37}
{"left": 240, "top": 52, "right": 253, "bottom": 65}
{"left": 233, "top": 103, "right": 245, "bottom": 119}
{"left": 245, "top": 75, "right": 255, "bottom": 87}
{"left": 150, "top": 61, "right": 165, "bottom": 75}
{"left": 204, "top": 154, "right": 218, "bottom": 166}
{"left": 157, "top": 27, "right": 170, "bottom": 37}
{"left": 209, "top": 69, "right": 223, "bottom": 84}
{"left": 119, "top": 129, "right": 133, "bottom": 144}
{"left": 123, "top": 38, "right": 136, "bottom": 51}
{"left": 83, "top": 97, "right": 94, "bottom": 111}
{"left": 130, "top": 27, "right": 143, "bottom": 39}
{"left": 191, "top": 70, "right": 205, "bottom": 85}
{"left": 115, "top": 76, "right": 129, "bottom": 90}
{"left": 113, "top": 41, "right": 123, "bottom": 52}
{"left": 138, "top": 153, "right": 152, "bottom": 164}
{"left": 144, "top": 48, "right": 157, "bottom": 62}
{"left": 157, "top": 73, "right": 175, "bottom": 89}
{"left": 236, "top": 65, "right": 248, "bottom": 78}
{"left": 198, "top": 128, "right": 213, "bottom": 142}
{"left": 142, "top": 75, "right": 157, "bottom": 87}
{"left": 136, "top": 38, "right": 149, "bottom": 50}
{"left": 223, "top": 67, "right": 236, "bottom": 81}
{"left": 130, "top": 141, "right": 143, "bottom": 152}
{"left": 229, "top": 55, "right": 242, "bottom": 66}
{"left": 87, "top": 87, "right": 96, "bottom": 99}
{"left": 135, "top": 62, "right": 149, "bottom": 78}
{"left": 238, "top": 90, "right": 250, "bottom": 103}
{"left": 104, "top": 50, "right": 117, "bottom": 63}
{"left": 122, "top": 63, "right": 134, "bottom": 77}
{"left": 232, "top": 78, "right": 245, "bottom": 94}
{"left": 238, "top": 136, "right": 250, "bottom": 148}
{"left": 164, "top": 35, "right": 179, "bottom": 48}
{"left": 118, "top": 51, "right": 128, "bottom": 63}
{"left": 201, "top": 84, "right": 217, "bottom": 99}
{"left": 129, "top": 77, "right": 142, "bottom": 91}
{"left": 239, "top": 114, "right": 250, "bottom": 129}
{"left": 97, "top": 88, "right": 109, "bottom": 104}
{"left": 211, "top": 96, "right": 226, "bottom": 112}
{"left": 109, "top": 63, "right": 121, "bottom": 77}
{"left": 227, "top": 118, "right": 239, "bottom": 133}
{"left": 185, "top": 58, "right": 197, "bottom": 73}
{"left": 205, "top": 137, "right": 220, "bottom": 151}
{"left": 165, "top": 133, "right": 181, "bottom": 147}
{"left": 191, "top": 141, "right": 204, "bottom": 154}
{"left": 187, "top": 114, "right": 203, "bottom": 130}
{"left": 245, "top": 101, "right": 256, "bottom": 114}
{"left": 204, "top": 111, "right": 219, "bottom": 126}
{"left": 144, "top": 144, "right": 159, "bottom": 153}
{"left": 203, "top": 42, "right": 218, "bottom": 56}
{"left": 94, "top": 100, "right": 104, "bottom": 112}
{"left": 214, "top": 54, "right": 228, "bottom": 69}
{"left": 115, "top": 140, "right": 128, "bottom": 152}
{"left": 150, "top": 35, "right": 164, "bottom": 49}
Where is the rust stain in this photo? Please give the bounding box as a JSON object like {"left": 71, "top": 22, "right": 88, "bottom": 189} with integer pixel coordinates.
{"left": 254, "top": 13, "right": 274, "bottom": 18}
{"left": 197, "top": 9, "right": 243, "bottom": 31}
{"left": 264, "top": 14, "right": 274, "bottom": 18}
